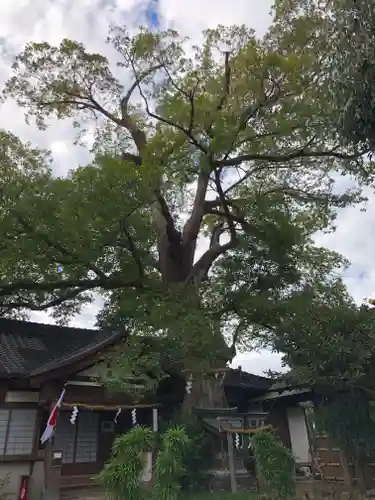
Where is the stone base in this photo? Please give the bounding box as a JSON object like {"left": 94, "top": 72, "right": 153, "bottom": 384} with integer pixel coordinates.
{"left": 208, "top": 470, "right": 258, "bottom": 492}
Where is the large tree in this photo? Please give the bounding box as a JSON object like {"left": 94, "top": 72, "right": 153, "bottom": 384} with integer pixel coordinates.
{"left": 0, "top": 21, "right": 372, "bottom": 406}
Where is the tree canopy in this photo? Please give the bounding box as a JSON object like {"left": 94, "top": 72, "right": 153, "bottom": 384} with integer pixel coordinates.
{"left": 0, "top": 18, "right": 373, "bottom": 392}
{"left": 272, "top": 0, "right": 375, "bottom": 150}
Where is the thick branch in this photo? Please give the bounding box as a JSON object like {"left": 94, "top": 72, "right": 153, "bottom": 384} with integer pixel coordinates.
{"left": 119, "top": 219, "right": 145, "bottom": 279}
{"left": 206, "top": 51, "right": 231, "bottom": 139}
{"left": 217, "top": 146, "right": 368, "bottom": 168}
{"left": 191, "top": 234, "right": 237, "bottom": 285}
{"left": 230, "top": 319, "right": 245, "bottom": 357}
{"left": 209, "top": 222, "right": 225, "bottom": 248}
{"left": 213, "top": 169, "right": 237, "bottom": 242}
{"left": 88, "top": 93, "right": 147, "bottom": 152}
{"left": 0, "top": 276, "right": 143, "bottom": 296}
{"left": 0, "top": 286, "right": 90, "bottom": 311}
{"left": 182, "top": 169, "right": 210, "bottom": 247}
{"left": 218, "top": 51, "right": 231, "bottom": 111}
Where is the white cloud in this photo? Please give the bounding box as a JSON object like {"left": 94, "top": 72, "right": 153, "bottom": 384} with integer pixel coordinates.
{"left": 159, "top": 0, "right": 273, "bottom": 38}
{"left": 0, "top": 0, "right": 373, "bottom": 377}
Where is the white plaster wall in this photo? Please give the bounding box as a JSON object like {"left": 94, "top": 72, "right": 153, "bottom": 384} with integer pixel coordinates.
{"left": 0, "top": 461, "right": 44, "bottom": 500}
{"left": 5, "top": 392, "right": 39, "bottom": 403}
{"left": 286, "top": 406, "right": 310, "bottom": 463}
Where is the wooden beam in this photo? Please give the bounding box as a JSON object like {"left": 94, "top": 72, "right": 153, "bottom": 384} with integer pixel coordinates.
{"left": 61, "top": 402, "right": 159, "bottom": 410}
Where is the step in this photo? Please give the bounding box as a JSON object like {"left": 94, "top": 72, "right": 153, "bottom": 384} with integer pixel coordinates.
{"left": 60, "top": 488, "right": 104, "bottom": 500}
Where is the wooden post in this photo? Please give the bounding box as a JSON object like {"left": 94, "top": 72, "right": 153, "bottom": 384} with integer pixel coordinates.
{"left": 148, "top": 407, "right": 158, "bottom": 488}
{"left": 339, "top": 449, "right": 352, "bottom": 489}
{"left": 227, "top": 431, "right": 237, "bottom": 492}
{"left": 152, "top": 408, "right": 158, "bottom": 432}
{"left": 43, "top": 444, "right": 62, "bottom": 500}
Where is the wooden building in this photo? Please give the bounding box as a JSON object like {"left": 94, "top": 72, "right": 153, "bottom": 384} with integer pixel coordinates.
{"left": 0, "top": 318, "right": 316, "bottom": 499}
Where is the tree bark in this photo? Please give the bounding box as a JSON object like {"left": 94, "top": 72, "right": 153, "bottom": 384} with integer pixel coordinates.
{"left": 183, "top": 373, "right": 228, "bottom": 410}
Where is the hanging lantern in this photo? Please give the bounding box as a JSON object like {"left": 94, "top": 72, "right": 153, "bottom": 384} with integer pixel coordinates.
{"left": 70, "top": 406, "right": 79, "bottom": 424}
{"left": 131, "top": 408, "right": 137, "bottom": 426}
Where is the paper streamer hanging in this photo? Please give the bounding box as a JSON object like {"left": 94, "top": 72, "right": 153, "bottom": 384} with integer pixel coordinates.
{"left": 186, "top": 375, "right": 193, "bottom": 394}
{"left": 114, "top": 408, "right": 121, "bottom": 423}
{"left": 70, "top": 406, "right": 79, "bottom": 424}
{"left": 131, "top": 408, "right": 137, "bottom": 426}
{"left": 234, "top": 433, "right": 240, "bottom": 449}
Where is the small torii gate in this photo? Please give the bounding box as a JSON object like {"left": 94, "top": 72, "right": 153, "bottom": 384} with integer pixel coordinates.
{"left": 218, "top": 424, "right": 273, "bottom": 492}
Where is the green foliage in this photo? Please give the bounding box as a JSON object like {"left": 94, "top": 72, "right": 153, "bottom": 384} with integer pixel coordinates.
{"left": 316, "top": 392, "right": 375, "bottom": 460}
{"left": 97, "top": 336, "right": 166, "bottom": 401}
{"left": 252, "top": 430, "right": 295, "bottom": 500}
{"left": 273, "top": 302, "right": 375, "bottom": 393}
{"left": 96, "top": 426, "right": 153, "bottom": 500}
{"left": 154, "top": 426, "right": 190, "bottom": 500}
{"left": 271, "top": 0, "right": 375, "bottom": 150}
{"left": 160, "top": 413, "right": 215, "bottom": 492}
{"left": 98, "top": 425, "right": 189, "bottom": 500}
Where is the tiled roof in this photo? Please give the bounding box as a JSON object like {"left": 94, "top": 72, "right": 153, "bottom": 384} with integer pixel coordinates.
{"left": 224, "top": 369, "right": 273, "bottom": 390}
{"left": 0, "top": 319, "right": 273, "bottom": 391}
{"left": 0, "top": 318, "right": 124, "bottom": 378}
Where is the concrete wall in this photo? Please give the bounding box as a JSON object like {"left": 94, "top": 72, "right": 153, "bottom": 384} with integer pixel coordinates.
{"left": 286, "top": 406, "right": 310, "bottom": 463}
{"left": 0, "top": 460, "right": 44, "bottom": 500}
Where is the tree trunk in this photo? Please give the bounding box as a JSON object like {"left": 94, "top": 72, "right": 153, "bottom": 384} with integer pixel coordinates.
{"left": 183, "top": 372, "right": 229, "bottom": 410}
{"left": 154, "top": 208, "right": 232, "bottom": 411}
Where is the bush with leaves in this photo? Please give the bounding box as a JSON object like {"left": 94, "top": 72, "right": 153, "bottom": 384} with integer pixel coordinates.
{"left": 154, "top": 426, "right": 190, "bottom": 500}
{"left": 159, "top": 412, "right": 215, "bottom": 492}
{"left": 252, "top": 430, "right": 295, "bottom": 500}
{"left": 96, "top": 426, "right": 153, "bottom": 500}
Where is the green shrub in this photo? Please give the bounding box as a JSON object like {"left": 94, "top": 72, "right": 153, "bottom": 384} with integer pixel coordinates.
{"left": 154, "top": 426, "right": 190, "bottom": 500}
{"left": 96, "top": 426, "right": 153, "bottom": 500}
{"left": 159, "top": 413, "right": 215, "bottom": 492}
{"left": 252, "top": 430, "right": 295, "bottom": 500}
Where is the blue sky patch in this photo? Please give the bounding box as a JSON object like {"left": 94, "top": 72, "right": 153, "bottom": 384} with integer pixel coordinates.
{"left": 145, "top": 0, "right": 160, "bottom": 29}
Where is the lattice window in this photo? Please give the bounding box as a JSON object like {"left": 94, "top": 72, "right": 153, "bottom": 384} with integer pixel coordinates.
{"left": 0, "top": 410, "right": 9, "bottom": 454}
{"left": 75, "top": 413, "right": 98, "bottom": 463}
{"left": 0, "top": 409, "right": 37, "bottom": 456}
{"left": 53, "top": 412, "right": 75, "bottom": 464}
{"left": 54, "top": 411, "right": 99, "bottom": 464}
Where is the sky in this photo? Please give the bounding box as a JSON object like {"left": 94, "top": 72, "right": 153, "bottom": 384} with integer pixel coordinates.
{"left": 0, "top": 0, "right": 375, "bottom": 376}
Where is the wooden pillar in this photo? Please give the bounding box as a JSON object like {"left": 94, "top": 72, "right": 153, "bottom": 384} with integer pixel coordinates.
{"left": 44, "top": 444, "right": 63, "bottom": 500}
{"left": 152, "top": 408, "right": 158, "bottom": 432}
{"left": 148, "top": 407, "right": 159, "bottom": 489}
{"left": 227, "top": 432, "right": 237, "bottom": 493}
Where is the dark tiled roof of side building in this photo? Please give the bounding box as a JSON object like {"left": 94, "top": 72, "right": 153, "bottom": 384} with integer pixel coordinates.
{"left": 0, "top": 318, "right": 273, "bottom": 391}
{"left": 225, "top": 369, "right": 273, "bottom": 391}
{"left": 0, "top": 318, "right": 124, "bottom": 378}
